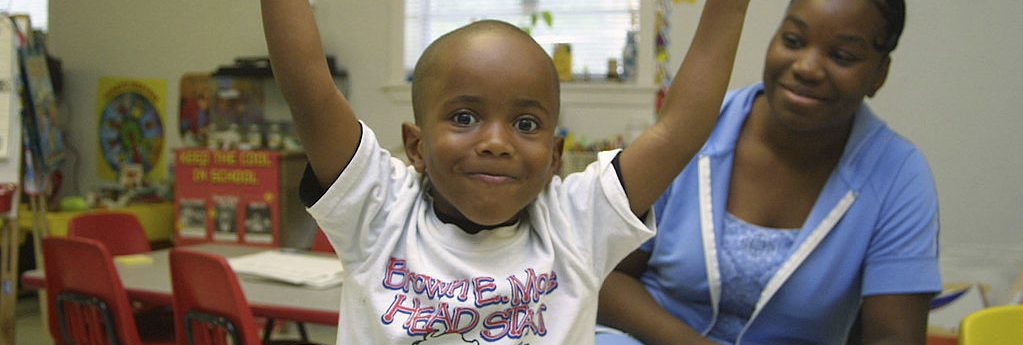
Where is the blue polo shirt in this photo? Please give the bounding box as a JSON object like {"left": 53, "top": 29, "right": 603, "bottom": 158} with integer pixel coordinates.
{"left": 640, "top": 83, "right": 941, "bottom": 344}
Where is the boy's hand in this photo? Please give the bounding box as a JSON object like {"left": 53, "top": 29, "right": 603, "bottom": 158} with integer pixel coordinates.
{"left": 261, "top": 0, "right": 361, "bottom": 188}
{"left": 617, "top": 0, "right": 750, "bottom": 216}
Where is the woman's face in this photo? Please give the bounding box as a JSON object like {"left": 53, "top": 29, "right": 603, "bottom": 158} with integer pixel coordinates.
{"left": 762, "top": 0, "right": 891, "bottom": 133}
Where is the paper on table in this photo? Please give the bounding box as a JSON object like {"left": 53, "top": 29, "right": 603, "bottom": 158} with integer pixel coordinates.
{"left": 228, "top": 250, "right": 343, "bottom": 288}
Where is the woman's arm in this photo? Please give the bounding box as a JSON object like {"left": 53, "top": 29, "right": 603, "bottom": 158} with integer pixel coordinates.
{"left": 859, "top": 293, "right": 934, "bottom": 345}
{"left": 598, "top": 250, "right": 718, "bottom": 345}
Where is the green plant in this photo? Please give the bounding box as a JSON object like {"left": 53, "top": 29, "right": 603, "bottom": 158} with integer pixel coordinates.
{"left": 521, "top": 10, "right": 553, "bottom": 35}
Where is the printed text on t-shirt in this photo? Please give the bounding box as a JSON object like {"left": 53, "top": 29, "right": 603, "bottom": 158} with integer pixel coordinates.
{"left": 380, "top": 257, "right": 557, "bottom": 341}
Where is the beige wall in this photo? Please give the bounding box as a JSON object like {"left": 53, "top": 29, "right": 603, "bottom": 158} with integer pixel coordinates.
{"left": 46, "top": 0, "right": 1023, "bottom": 254}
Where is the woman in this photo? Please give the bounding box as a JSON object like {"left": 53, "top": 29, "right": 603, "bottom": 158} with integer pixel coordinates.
{"left": 596, "top": 0, "right": 939, "bottom": 344}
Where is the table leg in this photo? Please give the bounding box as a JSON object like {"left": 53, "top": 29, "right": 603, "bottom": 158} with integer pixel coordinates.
{"left": 0, "top": 219, "right": 19, "bottom": 345}
{"left": 27, "top": 195, "right": 49, "bottom": 343}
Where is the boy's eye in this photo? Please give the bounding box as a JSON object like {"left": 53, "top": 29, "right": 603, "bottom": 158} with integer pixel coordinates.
{"left": 452, "top": 112, "right": 478, "bottom": 126}
{"left": 515, "top": 118, "right": 539, "bottom": 132}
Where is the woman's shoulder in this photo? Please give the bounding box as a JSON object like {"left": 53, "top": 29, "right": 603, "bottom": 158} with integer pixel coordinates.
{"left": 862, "top": 119, "right": 931, "bottom": 175}
{"left": 832, "top": 107, "right": 936, "bottom": 206}
{"left": 847, "top": 120, "right": 936, "bottom": 204}
{"left": 844, "top": 106, "right": 931, "bottom": 173}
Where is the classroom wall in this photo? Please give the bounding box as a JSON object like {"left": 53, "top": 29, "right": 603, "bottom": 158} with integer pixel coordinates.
{"left": 45, "top": 1, "right": 1023, "bottom": 258}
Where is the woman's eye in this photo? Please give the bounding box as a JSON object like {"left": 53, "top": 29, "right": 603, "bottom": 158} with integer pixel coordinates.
{"left": 781, "top": 33, "right": 802, "bottom": 49}
{"left": 831, "top": 50, "right": 860, "bottom": 65}
{"left": 452, "top": 112, "right": 477, "bottom": 126}
{"left": 515, "top": 118, "right": 539, "bottom": 132}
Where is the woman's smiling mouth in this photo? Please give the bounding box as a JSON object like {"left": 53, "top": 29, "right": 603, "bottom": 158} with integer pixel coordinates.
{"left": 468, "top": 172, "right": 516, "bottom": 184}
{"left": 782, "top": 84, "right": 829, "bottom": 108}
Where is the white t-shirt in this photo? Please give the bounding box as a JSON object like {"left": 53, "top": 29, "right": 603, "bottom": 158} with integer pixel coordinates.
{"left": 307, "top": 123, "right": 655, "bottom": 344}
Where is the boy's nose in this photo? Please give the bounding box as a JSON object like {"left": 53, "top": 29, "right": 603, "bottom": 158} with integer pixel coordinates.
{"left": 476, "top": 123, "right": 514, "bottom": 157}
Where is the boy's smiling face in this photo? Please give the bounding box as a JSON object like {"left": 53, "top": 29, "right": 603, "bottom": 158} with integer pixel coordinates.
{"left": 403, "top": 27, "right": 562, "bottom": 232}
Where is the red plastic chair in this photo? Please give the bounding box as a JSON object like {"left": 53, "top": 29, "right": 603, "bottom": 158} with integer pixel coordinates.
{"left": 68, "top": 212, "right": 152, "bottom": 256}
{"left": 42, "top": 236, "right": 173, "bottom": 345}
{"left": 309, "top": 228, "right": 334, "bottom": 254}
{"left": 169, "top": 248, "right": 262, "bottom": 345}
{"left": 170, "top": 248, "right": 320, "bottom": 345}
{"left": 69, "top": 211, "right": 176, "bottom": 334}
{"left": 170, "top": 247, "right": 323, "bottom": 343}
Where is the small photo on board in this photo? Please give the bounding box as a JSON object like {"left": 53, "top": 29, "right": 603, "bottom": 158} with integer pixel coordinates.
{"left": 178, "top": 199, "right": 207, "bottom": 238}
{"left": 213, "top": 201, "right": 239, "bottom": 241}
{"left": 244, "top": 202, "right": 273, "bottom": 244}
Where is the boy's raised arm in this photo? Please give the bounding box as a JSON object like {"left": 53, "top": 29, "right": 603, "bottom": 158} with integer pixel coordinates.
{"left": 618, "top": 0, "right": 750, "bottom": 216}
{"left": 261, "top": 0, "right": 360, "bottom": 188}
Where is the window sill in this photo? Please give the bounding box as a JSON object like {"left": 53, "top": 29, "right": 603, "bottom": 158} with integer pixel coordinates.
{"left": 382, "top": 82, "right": 659, "bottom": 107}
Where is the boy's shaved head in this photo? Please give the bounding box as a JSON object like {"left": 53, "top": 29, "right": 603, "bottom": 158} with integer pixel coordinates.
{"left": 410, "top": 20, "right": 560, "bottom": 124}
{"left": 401, "top": 19, "right": 564, "bottom": 230}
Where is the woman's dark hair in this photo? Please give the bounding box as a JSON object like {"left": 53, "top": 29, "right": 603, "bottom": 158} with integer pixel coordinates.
{"left": 870, "top": 0, "right": 905, "bottom": 53}
{"left": 788, "top": 0, "right": 905, "bottom": 53}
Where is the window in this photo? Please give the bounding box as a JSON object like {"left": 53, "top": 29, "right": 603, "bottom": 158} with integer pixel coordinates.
{"left": 404, "top": 0, "right": 640, "bottom": 80}
{"left": 5, "top": 0, "right": 48, "bottom": 31}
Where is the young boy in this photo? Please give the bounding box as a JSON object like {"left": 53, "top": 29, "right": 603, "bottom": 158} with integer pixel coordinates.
{"left": 261, "top": 0, "right": 750, "bottom": 343}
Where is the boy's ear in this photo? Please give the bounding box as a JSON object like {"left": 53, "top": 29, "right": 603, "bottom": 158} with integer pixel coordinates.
{"left": 550, "top": 135, "right": 564, "bottom": 175}
{"left": 402, "top": 122, "right": 427, "bottom": 173}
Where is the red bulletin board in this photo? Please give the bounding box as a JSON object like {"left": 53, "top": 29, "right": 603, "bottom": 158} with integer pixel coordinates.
{"left": 174, "top": 149, "right": 279, "bottom": 246}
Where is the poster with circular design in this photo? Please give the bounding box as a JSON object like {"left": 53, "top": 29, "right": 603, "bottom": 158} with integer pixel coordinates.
{"left": 95, "top": 77, "right": 167, "bottom": 181}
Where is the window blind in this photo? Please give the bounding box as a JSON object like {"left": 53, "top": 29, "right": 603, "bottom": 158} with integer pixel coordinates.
{"left": 5, "top": 0, "right": 48, "bottom": 30}
{"left": 404, "top": 0, "right": 640, "bottom": 79}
